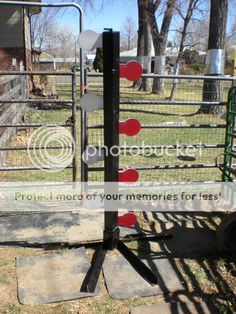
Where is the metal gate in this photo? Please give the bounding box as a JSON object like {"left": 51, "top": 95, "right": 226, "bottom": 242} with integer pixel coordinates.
{"left": 0, "top": 0, "right": 84, "bottom": 184}
{"left": 1, "top": 72, "right": 235, "bottom": 184}
{"left": 84, "top": 73, "right": 235, "bottom": 183}
{"left": 0, "top": 71, "right": 79, "bottom": 182}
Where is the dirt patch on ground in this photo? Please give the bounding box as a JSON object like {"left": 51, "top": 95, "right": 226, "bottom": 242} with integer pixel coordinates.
{"left": 0, "top": 213, "right": 235, "bottom": 314}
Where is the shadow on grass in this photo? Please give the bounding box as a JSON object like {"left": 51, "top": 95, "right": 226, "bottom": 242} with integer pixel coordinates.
{"left": 135, "top": 211, "right": 236, "bottom": 313}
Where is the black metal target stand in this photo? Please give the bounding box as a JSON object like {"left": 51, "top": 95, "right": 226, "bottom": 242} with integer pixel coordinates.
{"left": 81, "top": 30, "right": 169, "bottom": 293}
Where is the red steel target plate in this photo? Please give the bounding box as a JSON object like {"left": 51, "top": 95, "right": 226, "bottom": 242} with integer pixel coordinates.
{"left": 119, "top": 168, "right": 139, "bottom": 184}
{"left": 120, "top": 61, "right": 143, "bottom": 81}
{"left": 119, "top": 118, "right": 141, "bottom": 137}
{"left": 118, "top": 213, "right": 137, "bottom": 227}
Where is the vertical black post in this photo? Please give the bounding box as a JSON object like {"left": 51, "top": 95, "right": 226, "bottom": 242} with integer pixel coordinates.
{"left": 83, "top": 31, "right": 158, "bottom": 291}
{"left": 103, "top": 30, "right": 120, "bottom": 250}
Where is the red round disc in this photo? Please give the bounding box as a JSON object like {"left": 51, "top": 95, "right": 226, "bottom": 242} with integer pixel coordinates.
{"left": 119, "top": 118, "right": 141, "bottom": 137}
{"left": 118, "top": 213, "right": 137, "bottom": 227}
{"left": 119, "top": 168, "right": 139, "bottom": 184}
{"left": 120, "top": 61, "right": 143, "bottom": 81}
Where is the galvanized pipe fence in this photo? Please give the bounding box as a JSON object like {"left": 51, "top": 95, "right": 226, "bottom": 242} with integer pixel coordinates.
{"left": 0, "top": 71, "right": 78, "bottom": 182}
{"left": 84, "top": 72, "right": 236, "bottom": 183}
{"left": 0, "top": 71, "right": 236, "bottom": 183}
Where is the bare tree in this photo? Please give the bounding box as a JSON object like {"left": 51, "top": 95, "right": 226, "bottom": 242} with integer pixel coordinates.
{"left": 146, "top": 0, "right": 176, "bottom": 94}
{"left": 200, "top": 0, "right": 228, "bottom": 116}
{"left": 134, "top": 0, "right": 176, "bottom": 93}
{"left": 31, "top": 12, "right": 76, "bottom": 60}
{"left": 137, "top": 0, "right": 153, "bottom": 92}
{"left": 142, "top": 11, "right": 153, "bottom": 92}
{"left": 30, "top": 8, "right": 58, "bottom": 50}
{"left": 182, "top": 19, "right": 209, "bottom": 51}
{"left": 121, "top": 16, "right": 137, "bottom": 51}
{"left": 30, "top": 0, "right": 111, "bottom": 50}
{"left": 49, "top": 28, "right": 75, "bottom": 60}
{"left": 137, "top": 0, "right": 145, "bottom": 64}
{"left": 169, "top": 0, "right": 200, "bottom": 100}
{"left": 132, "top": 0, "right": 145, "bottom": 89}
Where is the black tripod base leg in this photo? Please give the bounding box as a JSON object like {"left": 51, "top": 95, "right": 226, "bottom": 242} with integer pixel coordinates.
{"left": 117, "top": 240, "right": 158, "bottom": 286}
{"left": 124, "top": 233, "right": 172, "bottom": 242}
{"left": 81, "top": 244, "right": 107, "bottom": 293}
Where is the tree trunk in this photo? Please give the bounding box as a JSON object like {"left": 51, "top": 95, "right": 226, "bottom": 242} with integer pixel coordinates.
{"left": 170, "top": 0, "right": 199, "bottom": 100}
{"left": 138, "top": 2, "right": 152, "bottom": 92}
{"left": 132, "top": 0, "right": 145, "bottom": 89}
{"left": 200, "top": 0, "right": 228, "bottom": 116}
{"left": 147, "top": 0, "right": 176, "bottom": 94}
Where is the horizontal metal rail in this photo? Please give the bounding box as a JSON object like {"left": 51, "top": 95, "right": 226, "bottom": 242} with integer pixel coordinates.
{"left": 120, "top": 100, "right": 226, "bottom": 106}
{"left": 228, "top": 110, "right": 236, "bottom": 115}
{"left": 0, "top": 144, "right": 224, "bottom": 153}
{"left": 90, "top": 144, "right": 225, "bottom": 150}
{"left": 142, "top": 74, "right": 235, "bottom": 81}
{"left": 0, "top": 99, "right": 73, "bottom": 104}
{"left": 0, "top": 146, "right": 73, "bottom": 151}
{"left": 0, "top": 124, "right": 72, "bottom": 127}
{"left": 88, "top": 164, "right": 223, "bottom": 172}
{"left": 0, "top": 166, "right": 73, "bottom": 171}
{"left": 86, "top": 72, "right": 236, "bottom": 81}
{"left": 226, "top": 131, "right": 236, "bottom": 138}
{"left": 87, "top": 180, "right": 223, "bottom": 190}
{"left": 225, "top": 166, "right": 236, "bottom": 174}
{"left": 119, "top": 144, "right": 225, "bottom": 150}
{"left": 129, "top": 164, "right": 221, "bottom": 170}
{"left": 0, "top": 71, "right": 73, "bottom": 76}
{"left": 229, "top": 151, "right": 236, "bottom": 158}
{"left": 88, "top": 124, "right": 226, "bottom": 129}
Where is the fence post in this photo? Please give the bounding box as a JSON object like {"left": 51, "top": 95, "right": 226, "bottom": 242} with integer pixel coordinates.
{"left": 81, "top": 68, "right": 88, "bottom": 189}
{"left": 72, "top": 68, "right": 78, "bottom": 182}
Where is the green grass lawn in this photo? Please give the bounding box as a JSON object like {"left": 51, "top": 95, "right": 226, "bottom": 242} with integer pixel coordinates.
{"left": 0, "top": 79, "right": 228, "bottom": 182}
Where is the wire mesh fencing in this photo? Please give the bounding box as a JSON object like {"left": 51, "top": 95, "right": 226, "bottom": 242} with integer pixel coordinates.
{"left": 86, "top": 74, "right": 233, "bottom": 183}
{"left": 0, "top": 71, "right": 79, "bottom": 182}
{"left": 0, "top": 71, "right": 234, "bottom": 184}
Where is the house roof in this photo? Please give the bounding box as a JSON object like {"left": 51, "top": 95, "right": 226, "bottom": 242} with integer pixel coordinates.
{"left": 86, "top": 53, "right": 96, "bottom": 60}
{"left": 120, "top": 47, "right": 179, "bottom": 58}
{"left": 120, "top": 47, "right": 206, "bottom": 58}
{"left": 38, "top": 53, "right": 80, "bottom": 63}
{"left": 39, "top": 51, "right": 55, "bottom": 61}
